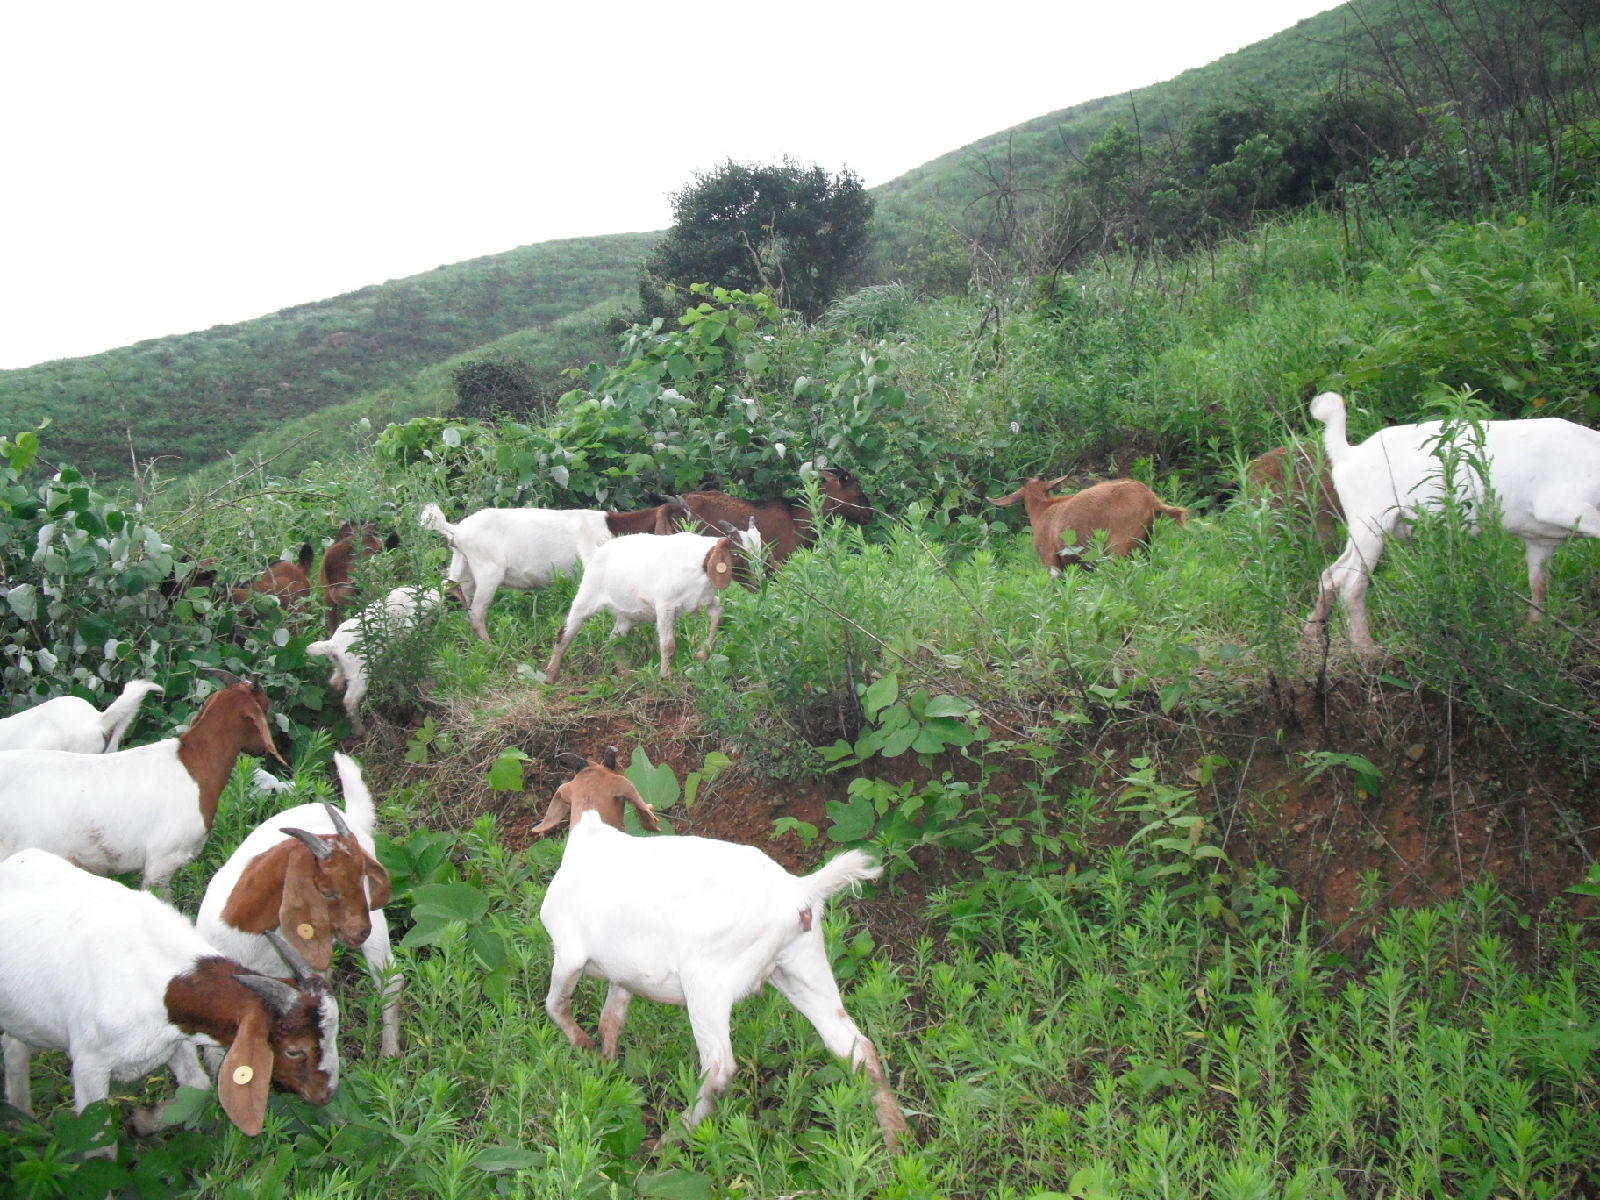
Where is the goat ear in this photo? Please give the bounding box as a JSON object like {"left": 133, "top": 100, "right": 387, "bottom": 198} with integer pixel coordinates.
{"left": 279, "top": 851, "right": 334, "bottom": 970}
{"left": 1044, "top": 474, "right": 1074, "bottom": 491}
{"left": 217, "top": 1006, "right": 274, "bottom": 1136}
{"left": 219, "top": 841, "right": 298, "bottom": 933}
{"left": 383, "top": 530, "right": 401, "bottom": 550}
{"left": 703, "top": 539, "right": 735, "bottom": 590}
{"left": 241, "top": 698, "right": 286, "bottom": 766}
{"left": 530, "top": 787, "right": 573, "bottom": 835}
{"left": 620, "top": 778, "right": 661, "bottom": 832}
{"left": 361, "top": 851, "right": 392, "bottom": 910}
{"left": 988, "top": 489, "right": 1022, "bottom": 508}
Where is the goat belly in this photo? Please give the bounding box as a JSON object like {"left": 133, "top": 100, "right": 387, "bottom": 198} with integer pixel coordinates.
{"left": 583, "top": 958, "right": 686, "bottom": 1006}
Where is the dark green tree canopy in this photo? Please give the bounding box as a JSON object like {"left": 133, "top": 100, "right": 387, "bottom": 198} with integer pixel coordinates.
{"left": 640, "top": 158, "right": 874, "bottom": 321}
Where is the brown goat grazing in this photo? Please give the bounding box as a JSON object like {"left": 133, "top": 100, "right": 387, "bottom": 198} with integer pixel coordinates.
{"left": 657, "top": 467, "right": 873, "bottom": 567}
{"left": 1242, "top": 444, "right": 1344, "bottom": 547}
{"left": 232, "top": 544, "right": 316, "bottom": 611}
{"left": 533, "top": 747, "right": 664, "bottom": 836}
{"left": 318, "top": 522, "right": 400, "bottom": 632}
{"left": 990, "top": 476, "right": 1189, "bottom": 575}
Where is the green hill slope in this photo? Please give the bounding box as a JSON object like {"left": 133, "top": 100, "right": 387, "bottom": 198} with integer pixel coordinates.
{"left": 0, "top": 232, "right": 657, "bottom": 481}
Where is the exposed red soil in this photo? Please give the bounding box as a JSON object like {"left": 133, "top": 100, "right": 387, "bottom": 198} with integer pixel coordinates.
{"left": 360, "top": 671, "right": 1600, "bottom": 957}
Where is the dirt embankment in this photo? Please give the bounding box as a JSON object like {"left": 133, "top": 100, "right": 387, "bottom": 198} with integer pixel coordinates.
{"left": 360, "top": 673, "right": 1599, "bottom": 956}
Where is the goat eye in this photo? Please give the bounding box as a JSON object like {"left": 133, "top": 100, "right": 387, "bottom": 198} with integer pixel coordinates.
{"left": 285, "top": 1046, "right": 306, "bottom": 1060}
{"left": 321, "top": 889, "right": 338, "bottom": 901}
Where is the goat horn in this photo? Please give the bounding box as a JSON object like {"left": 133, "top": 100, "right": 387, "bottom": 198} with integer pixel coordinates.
{"left": 234, "top": 971, "right": 303, "bottom": 1017}
{"left": 553, "top": 749, "right": 589, "bottom": 771}
{"left": 282, "top": 826, "right": 333, "bottom": 860}
{"left": 201, "top": 667, "right": 245, "bottom": 688}
{"left": 262, "top": 929, "right": 320, "bottom": 989}
{"left": 603, "top": 745, "right": 619, "bottom": 770}
{"left": 321, "top": 801, "right": 352, "bottom": 839}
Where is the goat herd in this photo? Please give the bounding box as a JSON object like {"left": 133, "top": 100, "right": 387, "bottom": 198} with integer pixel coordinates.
{"left": 1, "top": 392, "right": 1597, "bottom": 1156}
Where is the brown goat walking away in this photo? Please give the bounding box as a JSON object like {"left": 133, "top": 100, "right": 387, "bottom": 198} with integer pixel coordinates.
{"left": 990, "top": 476, "right": 1188, "bottom": 575}
{"left": 657, "top": 467, "right": 873, "bottom": 568}
{"left": 1243, "top": 443, "right": 1343, "bottom": 547}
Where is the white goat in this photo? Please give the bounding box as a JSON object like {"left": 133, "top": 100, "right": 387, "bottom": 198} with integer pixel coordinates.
{"left": 0, "top": 679, "right": 163, "bottom": 753}
{"left": 543, "top": 527, "right": 761, "bottom": 682}
{"left": 539, "top": 764, "right": 907, "bottom": 1150}
{"left": 0, "top": 677, "right": 282, "bottom": 891}
{"left": 197, "top": 753, "right": 401, "bottom": 1056}
{"left": 0, "top": 848, "right": 339, "bottom": 1142}
{"left": 1305, "top": 391, "right": 1600, "bottom": 656}
{"left": 306, "top": 586, "right": 441, "bottom": 736}
{"left": 419, "top": 502, "right": 667, "bottom": 642}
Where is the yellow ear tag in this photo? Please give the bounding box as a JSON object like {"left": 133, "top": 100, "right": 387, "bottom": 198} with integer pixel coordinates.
{"left": 232, "top": 1065, "right": 254, "bottom": 1086}
{"left": 297, "top": 923, "right": 315, "bottom": 941}
{"left": 716, "top": 562, "right": 728, "bottom": 573}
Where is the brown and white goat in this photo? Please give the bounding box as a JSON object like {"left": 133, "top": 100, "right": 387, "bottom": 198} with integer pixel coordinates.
{"left": 542, "top": 526, "right": 762, "bottom": 682}
{"left": 419, "top": 502, "right": 674, "bottom": 643}
{"left": 532, "top": 747, "right": 663, "bottom": 836}
{"left": 539, "top": 752, "right": 907, "bottom": 1150}
{"left": 0, "top": 674, "right": 284, "bottom": 891}
{"left": 198, "top": 754, "right": 400, "bottom": 1055}
{"left": 0, "top": 849, "right": 339, "bottom": 1144}
{"left": 318, "top": 521, "right": 401, "bottom": 633}
{"left": 657, "top": 466, "right": 874, "bottom": 567}
{"left": 990, "top": 476, "right": 1188, "bottom": 575}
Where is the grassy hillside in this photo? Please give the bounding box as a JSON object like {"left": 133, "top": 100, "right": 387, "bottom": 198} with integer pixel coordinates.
{"left": 0, "top": 232, "right": 657, "bottom": 482}
{"left": 6, "top": 198, "right": 1600, "bottom": 1196}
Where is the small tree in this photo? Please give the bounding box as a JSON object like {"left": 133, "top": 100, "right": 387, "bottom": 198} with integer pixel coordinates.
{"left": 640, "top": 159, "right": 873, "bottom": 321}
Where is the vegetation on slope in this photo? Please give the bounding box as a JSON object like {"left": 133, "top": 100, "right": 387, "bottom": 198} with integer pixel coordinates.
{"left": 0, "top": 233, "right": 656, "bottom": 481}
{"left": 3, "top": 3, "right": 1600, "bottom": 1195}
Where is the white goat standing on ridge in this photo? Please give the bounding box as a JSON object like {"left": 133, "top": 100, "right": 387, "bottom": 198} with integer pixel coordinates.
{"left": 1304, "top": 390, "right": 1600, "bottom": 656}
{"left": 538, "top": 751, "right": 907, "bottom": 1150}
{"left": 543, "top": 525, "right": 761, "bottom": 682}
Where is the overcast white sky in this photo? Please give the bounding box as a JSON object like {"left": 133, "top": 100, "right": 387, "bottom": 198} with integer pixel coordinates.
{"left": 1, "top": 1, "right": 1343, "bottom": 370}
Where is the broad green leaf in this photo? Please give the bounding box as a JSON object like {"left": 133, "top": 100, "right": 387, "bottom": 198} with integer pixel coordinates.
{"left": 862, "top": 673, "right": 899, "bottom": 719}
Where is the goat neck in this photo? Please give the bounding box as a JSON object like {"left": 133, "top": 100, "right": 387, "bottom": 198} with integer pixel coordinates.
{"left": 175, "top": 683, "right": 283, "bottom": 831}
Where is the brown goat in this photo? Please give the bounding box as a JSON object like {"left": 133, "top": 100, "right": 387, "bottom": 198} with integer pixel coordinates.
{"left": 319, "top": 521, "right": 400, "bottom": 632}
{"left": 231, "top": 544, "right": 316, "bottom": 611}
{"left": 657, "top": 467, "right": 873, "bottom": 567}
{"left": 990, "top": 476, "right": 1189, "bottom": 575}
{"left": 533, "top": 747, "right": 664, "bottom": 836}
{"left": 1242, "top": 443, "right": 1343, "bottom": 547}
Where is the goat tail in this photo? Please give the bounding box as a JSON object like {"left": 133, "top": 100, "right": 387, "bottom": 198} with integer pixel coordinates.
{"left": 801, "top": 849, "right": 882, "bottom": 911}
{"left": 418, "top": 503, "right": 456, "bottom": 538}
{"left": 1309, "top": 391, "right": 1352, "bottom": 466}
{"left": 1157, "top": 502, "right": 1190, "bottom": 526}
{"left": 97, "top": 680, "right": 164, "bottom": 752}
{"left": 330, "top": 752, "right": 377, "bottom": 834}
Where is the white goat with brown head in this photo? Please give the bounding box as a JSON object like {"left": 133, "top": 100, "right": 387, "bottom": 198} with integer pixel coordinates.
{"left": 538, "top": 749, "right": 907, "bottom": 1150}
{"left": 0, "top": 848, "right": 339, "bottom": 1148}
{"left": 0, "top": 674, "right": 283, "bottom": 892}
{"left": 543, "top": 526, "right": 762, "bottom": 682}
{"left": 197, "top": 753, "right": 400, "bottom": 1056}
